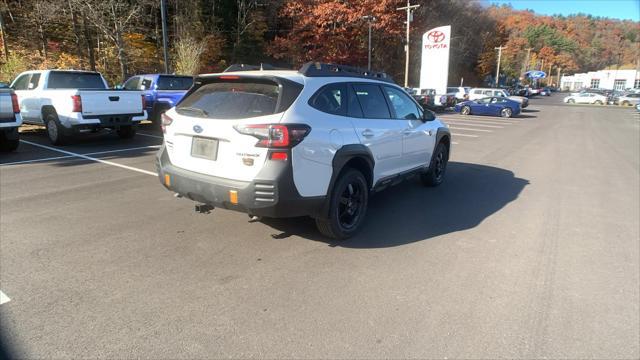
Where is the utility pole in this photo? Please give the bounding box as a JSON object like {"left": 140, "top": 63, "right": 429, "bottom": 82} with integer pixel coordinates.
{"left": 547, "top": 62, "right": 552, "bottom": 86}
{"left": 362, "top": 15, "right": 376, "bottom": 71}
{"left": 495, "top": 45, "right": 506, "bottom": 87}
{"left": 160, "top": 0, "right": 170, "bottom": 73}
{"left": 397, "top": 0, "right": 420, "bottom": 87}
{"left": 523, "top": 47, "right": 533, "bottom": 75}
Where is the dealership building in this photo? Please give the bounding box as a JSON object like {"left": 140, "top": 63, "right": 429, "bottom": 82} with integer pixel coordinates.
{"left": 560, "top": 69, "right": 639, "bottom": 91}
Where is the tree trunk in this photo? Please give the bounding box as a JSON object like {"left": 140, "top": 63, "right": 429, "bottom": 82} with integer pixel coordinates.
{"left": 82, "top": 13, "right": 96, "bottom": 71}
{"left": 0, "top": 10, "right": 9, "bottom": 60}
{"left": 115, "top": 28, "right": 128, "bottom": 80}
{"left": 69, "top": 0, "right": 84, "bottom": 68}
{"left": 39, "top": 25, "right": 48, "bottom": 60}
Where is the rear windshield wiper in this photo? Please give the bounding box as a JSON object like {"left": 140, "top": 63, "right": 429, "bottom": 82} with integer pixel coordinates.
{"left": 177, "top": 106, "right": 209, "bottom": 117}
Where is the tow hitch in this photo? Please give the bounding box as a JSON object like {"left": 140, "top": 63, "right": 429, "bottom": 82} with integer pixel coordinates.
{"left": 195, "top": 204, "right": 214, "bottom": 214}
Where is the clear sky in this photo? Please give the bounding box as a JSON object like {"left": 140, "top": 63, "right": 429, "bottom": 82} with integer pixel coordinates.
{"left": 487, "top": 0, "right": 640, "bottom": 21}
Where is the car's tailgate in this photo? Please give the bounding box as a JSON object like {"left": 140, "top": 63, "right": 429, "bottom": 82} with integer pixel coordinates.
{"left": 79, "top": 90, "right": 142, "bottom": 116}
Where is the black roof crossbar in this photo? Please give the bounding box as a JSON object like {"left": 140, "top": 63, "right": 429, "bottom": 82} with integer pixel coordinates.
{"left": 298, "top": 62, "right": 394, "bottom": 83}
{"left": 223, "top": 63, "right": 281, "bottom": 72}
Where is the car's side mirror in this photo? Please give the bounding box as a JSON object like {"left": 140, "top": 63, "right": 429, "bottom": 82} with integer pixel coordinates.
{"left": 27, "top": 83, "right": 35, "bottom": 90}
{"left": 114, "top": 84, "right": 124, "bottom": 90}
{"left": 423, "top": 110, "right": 436, "bottom": 122}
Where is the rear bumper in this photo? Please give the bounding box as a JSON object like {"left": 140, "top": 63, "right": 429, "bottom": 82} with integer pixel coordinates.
{"left": 60, "top": 111, "right": 147, "bottom": 128}
{"left": 155, "top": 146, "right": 325, "bottom": 218}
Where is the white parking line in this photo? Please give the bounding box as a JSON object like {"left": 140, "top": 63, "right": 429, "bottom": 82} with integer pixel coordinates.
{"left": 442, "top": 115, "right": 517, "bottom": 123}
{"left": 451, "top": 142, "right": 459, "bottom": 145}
{"left": 448, "top": 127, "right": 493, "bottom": 132}
{"left": 442, "top": 120, "right": 504, "bottom": 128}
{"left": 0, "top": 290, "right": 10, "bottom": 305}
{"left": 451, "top": 133, "right": 479, "bottom": 138}
{"left": 1, "top": 145, "right": 162, "bottom": 166}
{"left": 19, "top": 140, "right": 157, "bottom": 176}
{"left": 137, "top": 132, "right": 164, "bottom": 139}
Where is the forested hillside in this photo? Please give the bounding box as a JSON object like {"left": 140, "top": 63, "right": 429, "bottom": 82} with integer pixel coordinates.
{"left": 0, "top": 0, "right": 637, "bottom": 86}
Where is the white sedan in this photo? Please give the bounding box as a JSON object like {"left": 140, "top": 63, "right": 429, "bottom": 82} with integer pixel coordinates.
{"left": 564, "top": 92, "right": 607, "bottom": 105}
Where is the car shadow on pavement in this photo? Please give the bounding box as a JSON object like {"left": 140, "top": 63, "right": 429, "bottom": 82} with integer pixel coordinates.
{"left": 262, "top": 162, "right": 529, "bottom": 248}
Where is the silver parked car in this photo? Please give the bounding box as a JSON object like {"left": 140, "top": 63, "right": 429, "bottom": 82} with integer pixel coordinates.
{"left": 616, "top": 93, "right": 640, "bottom": 107}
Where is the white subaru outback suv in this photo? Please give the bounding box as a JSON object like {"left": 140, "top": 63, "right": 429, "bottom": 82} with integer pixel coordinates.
{"left": 156, "top": 63, "right": 451, "bottom": 239}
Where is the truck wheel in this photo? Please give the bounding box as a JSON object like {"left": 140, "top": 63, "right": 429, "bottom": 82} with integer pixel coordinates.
{"left": 117, "top": 125, "right": 136, "bottom": 139}
{"left": 460, "top": 106, "right": 471, "bottom": 115}
{"left": 421, "top": 142, "right": 449, "bottom": 187}
{"left": 315, "top": 168, "right": 368, "bottom": 240}
{"left": 45, "top": 113, "right": 69, "bottom": 145}
{"left": 500, "top": 108, "right": 512, "bottom": 118}
{"left": 0, "top": 133, "right": 19, "bottom": 152}
{"left": 151, "top": 104, "right": 170, "bottom": 125}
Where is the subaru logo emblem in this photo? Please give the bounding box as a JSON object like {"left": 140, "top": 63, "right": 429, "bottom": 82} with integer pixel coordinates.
{"left": 193, "top": 125, "right": 203, "bottom": 133}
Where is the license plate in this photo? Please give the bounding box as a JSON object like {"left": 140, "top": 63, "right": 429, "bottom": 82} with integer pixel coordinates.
{"left": 191, "top": 137, "right": 218, "bottom": 160}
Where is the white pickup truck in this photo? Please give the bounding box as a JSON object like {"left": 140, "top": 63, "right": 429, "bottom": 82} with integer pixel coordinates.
{"left": 11, "top": 70, "right": 147, "bottom": 144}
{"left": 0, "top": 88, "right": 22, "bottom": 151}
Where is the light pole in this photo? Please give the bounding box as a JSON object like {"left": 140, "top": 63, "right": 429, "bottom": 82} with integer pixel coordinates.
{"left": 160, "top": 0, "right": 170, "bottom": 73}
{"left": 397, "top": 0, "right": 420, "bottom": 87}
{"left": 361, "top": 15, "right": 376, "bottom": 71}
{"left": 495, "top": 45, "right": 507, "bottom": 87}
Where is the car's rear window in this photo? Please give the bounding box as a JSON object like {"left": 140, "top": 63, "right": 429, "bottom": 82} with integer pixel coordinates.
{"left": 447, "top": 87, "right": 458, "bottom": 93}
{"left": 157, "top": 76, "right": 193, "bottom": 90}
{"left": 176, "top": 81, "right": 280, "bottom": 119}
{"left": 47, "top": 72, "right": 106, "bottom": 89}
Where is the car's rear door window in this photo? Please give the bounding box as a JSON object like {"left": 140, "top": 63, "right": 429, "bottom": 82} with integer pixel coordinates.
{"left": 48, "top": 72, "right": 106, "bottom": 89}
{"left": 157, "top": 76, "right": 193, "bottom": 90}
{"left": 11, "top": 74, "right": 30, "bottom": 90}
{"left": 352, "top": 83, "right": 391, "bottom": 119}
{"left": 176, "top": 81, "right": 280, "bottom": 119}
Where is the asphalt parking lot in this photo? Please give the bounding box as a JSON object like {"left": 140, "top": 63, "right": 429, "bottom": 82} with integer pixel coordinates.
{"left": 1, "top": 95, "right": 639, "bottom": 358}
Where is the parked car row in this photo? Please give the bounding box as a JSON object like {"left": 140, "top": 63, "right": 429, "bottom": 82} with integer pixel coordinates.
{"left": 2, "top": 69, "right": 193, "bottom": 149}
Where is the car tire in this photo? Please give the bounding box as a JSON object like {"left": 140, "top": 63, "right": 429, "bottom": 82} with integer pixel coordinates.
{"left": 500, "top": 108, "right": 512, "bottom": 118}
{"left": 117, "top": 125, "right": 137, "bottom": 139}
{"left": 621, "top": 101, "right": 630, "bottom": 107}
{"left": 594, "top": 100, "right": 603, "bottom": 105}
{"left": 421, "top": 141, "right": 449, "bottom": 187}
{"left": 460, "top": 106, "right": 471, "bottom": 115}
{"left": 0, "top": 133, "right": 19, "bottom": 152}
{"left": 45, "top": 113, "right": 70, "bottom": 145}
{"left": 567, "top": 99, "right": 575, "bottom": 104}
{"left": 315, "top": 168, "right": 369, "bottom": 240}
{"left": 151, "top": 103, "right": 171, "bottom": 125}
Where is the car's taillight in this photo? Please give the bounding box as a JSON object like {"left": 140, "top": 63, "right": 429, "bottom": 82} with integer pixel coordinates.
{"left": 161, "top": 113, "right": 173, "bottom": 133}
{"left": 71, "top": 95, "right": 82, "bottom": 112}
{"left": 141, "top": 95, "right": 146, "bottom": 110}
{"left": 11, "top": 93, "right": 19, "bottom": 113}
{"left": 234, "top": 124, "right": 311, "bottom": 149}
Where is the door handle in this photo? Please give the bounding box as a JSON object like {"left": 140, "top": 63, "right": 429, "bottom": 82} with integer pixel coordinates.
{"left": 361, "top": 129, "right": 374, "bottom": 138}
{"left": 402, "top": 129, "right": 413, "bottom": 136}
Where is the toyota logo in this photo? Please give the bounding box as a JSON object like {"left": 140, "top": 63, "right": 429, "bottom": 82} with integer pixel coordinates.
{"left": 427, "top": 30, "right": 445, "bottom": 43}
{"left": 193, "top": 125, "right": 203, "bottom": 133}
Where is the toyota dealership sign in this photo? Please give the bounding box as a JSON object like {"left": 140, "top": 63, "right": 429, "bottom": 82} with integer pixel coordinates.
{"left": 420, "top": 25, "right": 451, "bottom": 95}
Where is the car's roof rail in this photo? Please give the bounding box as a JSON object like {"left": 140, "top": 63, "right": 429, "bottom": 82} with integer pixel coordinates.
{"left": 298, "top": 62, "right": 394, "bottom": 83}
{"left": 223, "top": 63, "right": 281, "bottom": 72}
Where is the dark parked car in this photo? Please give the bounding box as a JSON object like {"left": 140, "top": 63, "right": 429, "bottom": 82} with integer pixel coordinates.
{"left": 454, "top": 97, "right": 521, "bottom": 118}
